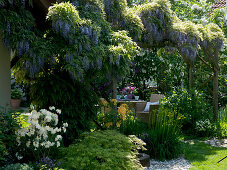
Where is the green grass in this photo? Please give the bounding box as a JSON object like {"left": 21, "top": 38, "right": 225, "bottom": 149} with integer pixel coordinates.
{"left": 183, "top": 141, "right": 227, "bottom": 170}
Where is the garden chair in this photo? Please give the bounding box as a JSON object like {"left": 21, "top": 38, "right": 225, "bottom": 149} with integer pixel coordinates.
{"left": 135, "top": 94, "right": 164, "bottom": 125}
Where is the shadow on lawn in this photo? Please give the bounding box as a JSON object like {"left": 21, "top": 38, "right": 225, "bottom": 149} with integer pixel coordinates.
{"left": 183, "top": 140, "right": 227, "bottom": 163}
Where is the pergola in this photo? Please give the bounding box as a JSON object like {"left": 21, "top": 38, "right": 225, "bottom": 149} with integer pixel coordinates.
{"left": 0, "top": 0, "right": 225, "bottom": 119}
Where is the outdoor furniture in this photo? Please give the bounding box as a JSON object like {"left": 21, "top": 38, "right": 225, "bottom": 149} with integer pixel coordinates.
{"left": 135, "top": 94, "right": 164, "bottom": 125}
{"left": 117, "top": 99, "right": 146, "bottom": 112}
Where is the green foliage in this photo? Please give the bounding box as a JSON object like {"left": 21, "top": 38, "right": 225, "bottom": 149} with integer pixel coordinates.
{"left": 11, "top": 88, "right": 24, "bottom": 99}
{"left": 0, "top": 108, "right": 21, "bottom": 166}
{"left": 29, "top": 74, "right": 99, "bottom": 143}
{"left": 161, "top": 88, "right": 213, "bottom": 135}
{"left": 60, "top": 130, "right": 143, "bottom": 169}
{"left": 126, "top": 49, "right": 186, "bottom": 97}
{"left": 143, "top": 108, "right": 182, "bottom": 160}
{"left": 1, "top": 163, "right": 33, "bottom": 170}
{"left": 195, "top": 119, "right": 217, "bottom": 137}
{"left": 216, "top": 106, "right": 227, "bottom": 138}
{"left": 47, "top": 2, "right": 81, "bottom": 24}
{"left": 97, "top": 99, "right": 148, "bottom": 136}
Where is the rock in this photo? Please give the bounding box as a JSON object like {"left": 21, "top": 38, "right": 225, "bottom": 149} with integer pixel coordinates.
{"left": 139, "top": 153, "right": 150, "bottom": 167}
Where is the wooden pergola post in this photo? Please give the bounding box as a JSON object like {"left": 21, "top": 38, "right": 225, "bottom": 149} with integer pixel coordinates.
{"left": 0, "top": 36, "right": 11, "bottom": 108}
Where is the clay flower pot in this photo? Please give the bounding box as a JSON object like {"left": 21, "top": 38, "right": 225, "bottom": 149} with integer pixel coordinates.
{"left": 11, "top": 99, "right": 21, "bottom": 109}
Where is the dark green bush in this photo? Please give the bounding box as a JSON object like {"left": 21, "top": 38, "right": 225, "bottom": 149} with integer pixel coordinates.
{"left": 60, "top": 130, "right": 144, "bottom": 169}
{"left": 143, "top": 108, "right": 182, "bottom": 160}
{"left": 161, "top": 88, "right": 213, "bottom": 135}
{"left": 0, "top": 108, "right": 20, "bottom": 166}
{"left": 195, "top": 119, "right": 217, "bottom": 137}
{"left": 30, "top": 74, "right": 99, "bottom": 144}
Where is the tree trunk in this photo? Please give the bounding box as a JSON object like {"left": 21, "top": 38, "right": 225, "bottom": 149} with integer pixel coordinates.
{"left": 112, "top": 77, "right": 117, "bottom": 99}
{"left": 213, "top": 69, "right": 218, "bottom": 120}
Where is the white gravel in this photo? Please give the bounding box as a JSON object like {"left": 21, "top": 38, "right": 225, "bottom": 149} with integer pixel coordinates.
{"left": 146, "top": 157, "right": 192, "bottom": 170}
{"left": 144, "top": 139, "right": 227, "bottom": 170}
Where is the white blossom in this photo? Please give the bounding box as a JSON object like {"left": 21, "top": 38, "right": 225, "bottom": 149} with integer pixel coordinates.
{"left": 56, "top": 109, "right": 61, "bottom": 114}
{"left": 63, "top": 122, "right": 68, "bottom": 127}
{"left": 56, "top": 141, "right": 60, "bottom": 147}
{"left": 26, "top": 141, "right": 31, "bottom": 147}
{"left": 191, "top": 4, "right": 202, "bottom": 11}
{"left": 49, "top": 106, "right": 55, "bottom": 110}
{"left": 33, "top": 141, "right": 39, "bottom": 148}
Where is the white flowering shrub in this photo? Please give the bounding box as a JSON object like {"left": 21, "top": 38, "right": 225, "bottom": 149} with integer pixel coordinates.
{"left": 15, "top": 107, "right": 68, "bottom": 160}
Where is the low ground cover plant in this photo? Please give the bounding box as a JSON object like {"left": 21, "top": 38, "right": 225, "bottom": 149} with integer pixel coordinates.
{"left": 59, "top": 130, "right": 145, "bottom": 169}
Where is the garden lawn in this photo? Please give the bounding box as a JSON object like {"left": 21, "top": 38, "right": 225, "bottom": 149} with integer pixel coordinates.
{"left": 183, "top": 141, "right": 227, "bottom": 170}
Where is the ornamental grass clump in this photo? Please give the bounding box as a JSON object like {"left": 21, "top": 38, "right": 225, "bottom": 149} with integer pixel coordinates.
{"left": 143, "top": 108, "right": 183, "bottom": 160}
{"left": 60, "top": 130, "right": 144, "bottom": 169}
{"left": 15, "top": 107, "right": 68, "bottom": 161}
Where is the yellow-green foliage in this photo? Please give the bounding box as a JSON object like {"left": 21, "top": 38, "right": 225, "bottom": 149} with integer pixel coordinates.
{"left": 47, "top": 2, "right": 81, "bottom": 24}
{"left": 60, "top": 130, "right": 143, "bottom": 169}
{"left": 198, "top": 23, "right": 225, "bottom": 42}
{"left": 110, "top": 30, "right": 140, "bottom": 58}
{"left": 172, "top": 20, "right": 202, "bottom": 40}
{"left": 137, "top": 0, "right": 173, "bottom": 23}
{"left": 122, "top": 8, "right": 144, "bottom": 38}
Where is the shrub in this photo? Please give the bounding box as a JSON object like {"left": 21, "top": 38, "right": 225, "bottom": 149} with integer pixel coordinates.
{"left": 60, "top": 130, "right": 144, "bottom": 169}
{"left": 195, "top": 119, "right": 217, "bottom": 137}
{"left": 97, "top": 99, "right": 148, "bottom": 136}
{"left": 30, "top": 75, "right": 99, "bottom": 144}
{"left": 161, "top": 88, "right": 213, "bottom": 135}
{"left": 1, "top": 163, "right": 33, "bottom": 170}
{"left": 15, "top": 107, "right": 68, "bottom": 161}
{"left": 36, "top": 157, "right": 62, "bottom": 170}
{"left": 0, "top": 108, "right": 21, "bottom": 166}
{"left": 143, "top": 108, "right": 183, "bottom": 160}
{"left": 11, "top": 88, "right": 24, "bottom": 99}
{"left": 216, "top": 106, "right": 227, "bottom": 138}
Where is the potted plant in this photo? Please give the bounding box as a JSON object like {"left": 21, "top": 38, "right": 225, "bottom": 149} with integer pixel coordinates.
{"left": 11, "top": 88, "right": 24, "bottom": 109}
{"left": 121, "top": 84, "right": 139, "bottom": 99}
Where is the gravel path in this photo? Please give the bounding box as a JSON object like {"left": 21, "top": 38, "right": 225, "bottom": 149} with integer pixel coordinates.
{"left": 146, "top": 157, "right": 192, "bottom": 170}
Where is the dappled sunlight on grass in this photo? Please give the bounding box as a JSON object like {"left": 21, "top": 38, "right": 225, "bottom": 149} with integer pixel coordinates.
{"left": 183, "top": 141, "right": 227, "bottom": 169}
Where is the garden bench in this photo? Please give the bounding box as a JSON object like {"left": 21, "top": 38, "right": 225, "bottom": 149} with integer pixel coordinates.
{"left": 135, "top": 94, "right": 164, "bottom": 125}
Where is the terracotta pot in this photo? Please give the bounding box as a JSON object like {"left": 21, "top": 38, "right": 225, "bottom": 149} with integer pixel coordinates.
{"left": 11, "top": 99, "right": 21, "bottom": 109}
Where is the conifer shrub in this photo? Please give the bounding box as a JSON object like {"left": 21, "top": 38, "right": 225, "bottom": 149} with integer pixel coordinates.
{"left": 59, "top": 130, "right": 145, "bottom": 169}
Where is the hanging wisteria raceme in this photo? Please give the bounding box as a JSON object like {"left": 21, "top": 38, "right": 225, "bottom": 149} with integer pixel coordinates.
{"left": 3, "top": 38, "right": 11, "bottom": 49}
{"left": 72, "top": 0, "right": 79, "bottom": 7}
{"left": 16, "top": 40, "right": 30, "bottom": 56}
{"left": 103, "top": 0, "right": 113, "bottom": 22}
{"left": 6, "top": 22, "right": 10, "bottom": 35}
{"left": 21, "top": 0, "right": 25, "bottom": 8}
{"left": 140, "top": 8, "right": 166, "bottom": 44}
{"left": 179, "top": 46, "right": 197, "bottom": 65}
{"left": 109, "top": 54, "right": 113, "bottom": 64}
{"left": 65, "top": 53, "right": 74, "bottom": 64}
{"left": 96, "top": 58, "right": 102, "bottom": 70}
{"left": 52, "top": 20, "right": 73, "bottom": 41}
{"left": 116, "top": 55, "right": 121, "bottom": 66}
{"left": 79, "top": 26, "right": 99, "bottom": 45}
{"left": 25, "top": 53, "right": 45, "bottom": 77}
{"left": 82, "top": 56, "right": 90, "bottom": 70}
